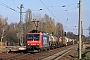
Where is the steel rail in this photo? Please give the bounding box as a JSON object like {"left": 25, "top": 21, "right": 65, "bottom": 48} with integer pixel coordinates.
{"left": 38, "top": 46, "right": 75, "bottom": 60}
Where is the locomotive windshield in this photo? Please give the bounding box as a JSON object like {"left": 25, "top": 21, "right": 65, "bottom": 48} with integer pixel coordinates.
{"left": 27, "top": 34, "right": 40, "bottom": 41}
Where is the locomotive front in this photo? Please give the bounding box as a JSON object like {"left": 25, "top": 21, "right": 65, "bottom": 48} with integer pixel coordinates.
{"left": 26, "top": 33, "right": 42, "bottom": 52}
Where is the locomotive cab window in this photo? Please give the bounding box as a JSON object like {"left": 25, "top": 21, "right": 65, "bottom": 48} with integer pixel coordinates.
{"left": 27, "top": 34, "right": 40, "bottom": 41}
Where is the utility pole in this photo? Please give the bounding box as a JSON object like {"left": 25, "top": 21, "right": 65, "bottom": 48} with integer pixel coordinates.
{"left": 20, "top": 4, "right": 23, "bottom": 46}
{"left": 78, "top": 0, "right": 82, "bottom": 59}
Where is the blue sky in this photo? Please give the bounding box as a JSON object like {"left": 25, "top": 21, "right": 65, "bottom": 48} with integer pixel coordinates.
{"left": 0, "top": 0, "right": 90, "bottom": 36}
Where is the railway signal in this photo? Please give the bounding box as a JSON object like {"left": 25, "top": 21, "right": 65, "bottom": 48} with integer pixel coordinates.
{"left": 64, "top": 32, "right": 66, "bottom": 36}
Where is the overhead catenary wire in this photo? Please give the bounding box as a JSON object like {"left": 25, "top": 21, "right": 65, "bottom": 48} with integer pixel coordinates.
{"left": 11, "top": 0, "right": 20, "bottom": 9}
{"left": 0, "top": 1, "right": 19, "bottom": 13}
{"left": 40, "top": 0, "right": 60, "bottom": 22}
{"left": 40, "top": 0, "right": 78, "bottom": 25}
{"left": 51, "top": 3, "right": 78, "bottom": 8}
{"left": 48, "top": 0, "right": 74, "bottom": 29}
{"left": 48, "top": 0, "right": 65, "bottom": 20}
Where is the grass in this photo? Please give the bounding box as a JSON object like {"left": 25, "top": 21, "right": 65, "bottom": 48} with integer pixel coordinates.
{"left": 72, "top": 51, "right": 90, "bottom": 60}
{"left": 72, "top": 46, "right": 90, "bottom": 60}
{"left": 86, "top": 52, "right": 90, "bottom": 58}
{"left": 84, "top": 52, "right": 90, "bottom": 60}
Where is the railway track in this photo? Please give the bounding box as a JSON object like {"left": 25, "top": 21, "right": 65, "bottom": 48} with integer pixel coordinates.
{"left": 0, "top": 44, "right": 77, "bottom": 60}
{"left": 1, "top": 53, "right": 30, "bottom": 60}
{"left": 38, "top": 46, "right": 75, "bottom": 60}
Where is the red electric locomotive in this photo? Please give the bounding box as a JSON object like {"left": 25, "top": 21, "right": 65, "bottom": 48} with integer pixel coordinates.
{"left": 26, "top": 30, "right": 49, "bottom": 52}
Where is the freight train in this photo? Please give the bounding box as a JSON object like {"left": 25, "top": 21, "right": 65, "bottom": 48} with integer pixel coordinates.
{"left": 26, "top": 30, "right": 75, "bottom": 52}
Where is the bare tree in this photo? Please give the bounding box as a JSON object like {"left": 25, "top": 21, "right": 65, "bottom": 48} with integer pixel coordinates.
{"left": 43, "top": 14, "right": 56, "bottom": 34}
{"left": 24, "top": 9, "right": 34, "bottom": 33}
{"left": 66, "top": 32, "right": 75, "bottom": 39}
{"left": 5, "top": 23, "right": 19, "bottom": 45}
{"left": 0, "top": 15, "right": 8, "bottom": 45}
{"left": 56, "top": 22, "right": 64, "bottom": 38}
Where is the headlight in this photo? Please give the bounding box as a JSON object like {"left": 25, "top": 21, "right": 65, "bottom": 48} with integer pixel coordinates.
{"left": 28, "top": 44, "right": 30, "bottom": 45}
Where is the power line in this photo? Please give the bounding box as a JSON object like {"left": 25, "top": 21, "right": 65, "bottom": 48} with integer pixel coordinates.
{"left": 40, "top": 0, "right": 60, "bottom": 22}
{"left": 11, "top": 0, "right": 20, "bottom": 9}
{"left": 48, "top": 0, "right": 65, "bottom": 20}
{"left": 51, "top": 3, "right": 78, "bottom": 8}
{"left": 0, "top": 1, "right": 19, "bottom": 13}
